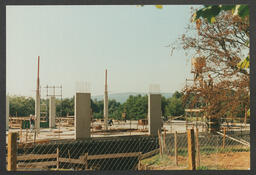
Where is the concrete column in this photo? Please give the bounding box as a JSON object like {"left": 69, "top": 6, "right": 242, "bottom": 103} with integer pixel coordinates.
{"left": 148, "top": 94, "right": 162, "bottom": 136}
{"left": 49, "top": 96, "right": 56, "bottom": 128}
{"left": 6, "top": 95, "right": 9, "bottom": 130}
{"left": 75, "top": 93, "right": 91, "bottom": 139}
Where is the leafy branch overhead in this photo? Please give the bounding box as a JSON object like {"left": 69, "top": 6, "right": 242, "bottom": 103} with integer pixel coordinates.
{"left": 193, "top": 5, "right": 249, "bottom": 23}
{"left": 193, "top": 5, "right": 249, "bottom": 70}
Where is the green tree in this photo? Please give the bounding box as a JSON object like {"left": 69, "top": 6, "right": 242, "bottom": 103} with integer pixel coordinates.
{"left": 108, "top": 99, "right": 122, "bottom": 119}
{"left": 161, "top": 96, "right": 168, "bottom": 117}
{"left": 193, "top": 5, "right": 248, "bottom": 23}
{"left": 9, "top": 96, "right": 35, "bottom": 116}
{"left": 122, "top": 95, "right": 148, "bottom": 120}
{"left": 165, "top": 97, "right": 184, "bottom": 116}
{"left": 172, "top": 91, "right": 183, "bottom": 99}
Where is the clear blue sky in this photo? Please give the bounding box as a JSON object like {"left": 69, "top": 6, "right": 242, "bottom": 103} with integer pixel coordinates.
{"left": 7, "top": 5, "right": 200, "bottom": 98}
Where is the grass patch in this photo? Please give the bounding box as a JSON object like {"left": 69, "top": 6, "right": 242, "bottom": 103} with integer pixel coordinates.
{"left": 197, "top": 166, "right": 226, "bottom": 170}
{"left": 141, "top": 154, "right": 161, "bottom": 166}
{"left": 141, "top": 154, "right": 174, "bottom": 167}
{"left": 197, "top": 166, "right": 209, "bottom": 170}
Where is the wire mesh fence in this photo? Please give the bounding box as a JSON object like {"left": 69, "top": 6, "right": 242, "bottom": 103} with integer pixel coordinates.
{"left": 141, "top": 129, "right": 250, "bottom": 170}
{"left": 7, "top": 128, "right": 250, "bottom": 171}
{"left": 13, "top": 135, "right": 158, "bottom": 171}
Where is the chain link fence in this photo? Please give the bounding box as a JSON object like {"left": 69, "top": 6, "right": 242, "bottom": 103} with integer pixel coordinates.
{"left": 7, "top": 128, "right": 250, "bottom": 171}
{"left": 13, "top": 135, "right": 158, "bottom": 171}
{"left": 141, "top": 129, "right": 250, "bottom": 170}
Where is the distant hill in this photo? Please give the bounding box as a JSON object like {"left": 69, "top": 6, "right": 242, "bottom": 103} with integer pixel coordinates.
{"left": 92, "top": 92, "right": 173, "bottom": 104}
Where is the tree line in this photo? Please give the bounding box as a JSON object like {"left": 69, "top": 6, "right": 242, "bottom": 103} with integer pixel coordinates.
{"left": 8, "top": 91, "right": 185, "bottom": 120}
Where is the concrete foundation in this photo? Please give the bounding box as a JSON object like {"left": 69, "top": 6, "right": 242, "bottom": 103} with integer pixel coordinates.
{"left": 75, "top": 93, "right": 91, "bottom": 139}
{"left": 49, "top": 96, "right": 56, "bottom": 128}
{"left": 148, "top": 94, "right": 162, "bottom": 136}
{"left": 6, "top": 95, "right": 9, "bottom": 130}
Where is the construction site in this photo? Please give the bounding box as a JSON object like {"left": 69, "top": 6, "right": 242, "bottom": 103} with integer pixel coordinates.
{"left": 5, "top": 55, "right": 250, "bottom": 171}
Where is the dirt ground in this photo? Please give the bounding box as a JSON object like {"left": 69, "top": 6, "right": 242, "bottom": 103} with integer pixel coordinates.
{"left": 141, "top": 152, "right": 250, "bottom": 170}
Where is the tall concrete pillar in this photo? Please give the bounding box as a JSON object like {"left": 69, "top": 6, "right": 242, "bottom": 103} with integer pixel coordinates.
{"left": 148, "top": 94, "right": 162, "bottom": 136}
{"left": 6, "top": 95, "right": 9, "bottom": 130}
{"left": 49, "top": 96, "right": 56, "bottom": 128}
{"left": 75, "top": 92, "right": 91, "bottom": 139}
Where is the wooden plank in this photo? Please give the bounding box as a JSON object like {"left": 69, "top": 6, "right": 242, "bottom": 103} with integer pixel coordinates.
{"left": 10, "top": 124, "right": 22, "bottom": 129}
{"left": 185, "top": 109, "right": 204, "bottom": 113}
{"left": 140, "top": 149, "right": 160, "bottom": 160}
{"left": 59, "top": 158, "right": 83, "bottom": 164}
{"left": 216, "top": 131, "right": 249, "bottom": 146}
{"left": 17, "top": 161, "right": 56, "bottom": 168}
{"left": 10, "top": 117, "right": 30, "bottom": 120}
{"left": 19, "top": 139, "right": 52, "bottom": 148}
{"left": 87, "top": 152, "right": 141, "bottom": 160}
{"left": 187, "top": 129, "right": 196, "bottom": 170}
{"left": 17, "top": 154, "right": 57, "bottom": 161}
{"left": 7, "top": 132, "right": 18, "bottom": 171}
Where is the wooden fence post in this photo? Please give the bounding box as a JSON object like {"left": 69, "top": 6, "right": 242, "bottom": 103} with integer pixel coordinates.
{"left": 163, "top": 129, "right": 166, "bottom": 153}
{"left": 222, "top": 127, "right": 226, "bottom": 149}
{"left": 195, "top": 128, "right": 200, "bottom": 168}
{"left": 244, "top": 107, "right": 247, "bottom": 127}
{"left": 7, "top": 132, "right": 18, "bottom": 171}
{"left": 59, "top": 118, "right": 61, "bottom": 139}
{"left": 84, "top": 153, "right": 88, "bottom": 170}
{"left": 33, "top": 130, "right": 36, "bottom": 144}
{"left": 138, "top": 152, "right": 142, "bottom": 170}
{"left": 186, "top": 116, "right": 188, "bottom": 130}
{"left": 158, "top": 130, "right": 162, "bottom": 157}
{"left": 25, "top": 128, "right": 28, "bottom": 143}
{"left": 187, "top": 129, "right": 196, "bottom": 170}
{"left": 170, "top": 116, "right": 172, "bottom": 133}
{"left": 68, "top": 149, "right": 71, "bottom": 161}
{"left": 174, "top": 131, "right": 178, "bottom": 166}
{"left": 56, "top": 147, "right": 59, "bottom": 169}
{"left": 19, "top": 127, "right": 22, "bottom": 143}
